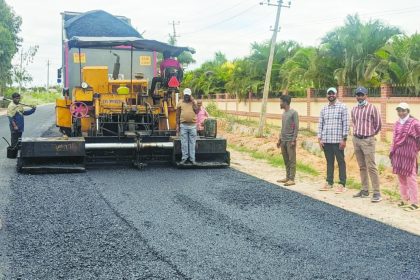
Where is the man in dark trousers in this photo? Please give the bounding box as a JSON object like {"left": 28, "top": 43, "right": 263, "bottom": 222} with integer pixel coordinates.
{"left": 277, "top": 95, "right": 299, "bottom": 186}
{"left": 318, "top": 87, "right": 349, "bottom": 193}
{"left": 7, "top": 92, "right": 36, "bottom": 148}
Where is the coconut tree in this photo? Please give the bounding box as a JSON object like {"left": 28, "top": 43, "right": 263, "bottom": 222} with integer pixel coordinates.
{"left": 372, "top": 34, "right": 420, "bottom": 94}
{"left": 182, "top": 52, "right": 232, "bottom": 96}
{"left": 225, "top": 59, "right": 262, "bottom": 99}
{"left": 322, "top": 14, "right": 401, "bottom": 86}
{"left": 248, "top": 40, "right": 300, "bottom": 94}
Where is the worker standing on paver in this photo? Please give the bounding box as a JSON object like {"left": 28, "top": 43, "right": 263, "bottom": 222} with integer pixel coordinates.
{"left": 318, "top": 87, "right": 349, "bottom": 193}
{"left": 277, "top": 95, "right": 299, "bottom": 186}
{"left": 7, "top": 92, "right": 36, "bottom": 148}
{"left": 196, "top": 100, "right": 209, "bottom": 137}
{"left": 390, "top": 102, "right": 420, "bottom": 211}
{"left": 176, "top": 88, "right": 199, "bottom": 165}
{"left": 351, "top": 86, "right": 382, "bottom": 202}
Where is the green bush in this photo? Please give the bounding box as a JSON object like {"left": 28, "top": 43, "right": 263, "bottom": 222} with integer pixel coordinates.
{"left": 206, "top": 101, "right": 226, "bottom": 118}
{"left": 0, "top": 100, "right": 11, "bottom": 108}
{"left": 21, "top": 91, "right": 61, "bottom": 106}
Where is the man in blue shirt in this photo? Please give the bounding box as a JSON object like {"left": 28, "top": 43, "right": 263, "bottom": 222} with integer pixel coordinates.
{"left": 7, "top": 93, "right": 36, "bottom": 148}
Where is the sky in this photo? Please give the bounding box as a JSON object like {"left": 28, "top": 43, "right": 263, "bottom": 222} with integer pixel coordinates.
{"left": 5, "top": 0, "right": 420, "bottom": 87}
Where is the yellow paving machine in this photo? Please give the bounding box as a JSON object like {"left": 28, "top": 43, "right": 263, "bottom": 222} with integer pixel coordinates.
{"left": 16, "top": 11, "right": 229, "bottom": 173}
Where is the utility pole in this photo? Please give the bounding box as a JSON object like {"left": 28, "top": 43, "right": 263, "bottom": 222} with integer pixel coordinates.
{"left": 46, "top": 59, "right": 50, "bottom": 92}
{"left": 169, "top": 20, "right": 180, "bottom": 45}
{"left": 18, "top": 50, "right": 23, "bottom": 95}
{"left": 256, "top": 0, "right": 291, "bottom": 137}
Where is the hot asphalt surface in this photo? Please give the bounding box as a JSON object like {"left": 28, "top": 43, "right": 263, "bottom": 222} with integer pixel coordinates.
{"left": 0, "top": 105, "right": 419, "bottom": 279}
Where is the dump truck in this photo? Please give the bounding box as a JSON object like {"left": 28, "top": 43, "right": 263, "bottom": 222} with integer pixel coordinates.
{"left": 16, "top": 10, "right": 230, "bottom": 173}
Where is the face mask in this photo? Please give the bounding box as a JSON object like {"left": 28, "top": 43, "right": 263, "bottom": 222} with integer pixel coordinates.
{"left": 358, "top": 100, "right": 367, "bottom": 106}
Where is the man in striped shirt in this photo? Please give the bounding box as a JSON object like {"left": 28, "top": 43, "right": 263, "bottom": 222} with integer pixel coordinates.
{"left": 351, "top": 86, "right": 382, "bottom": 202}
{"left": 318, "top": 87, "right": 349, "bottom": 193}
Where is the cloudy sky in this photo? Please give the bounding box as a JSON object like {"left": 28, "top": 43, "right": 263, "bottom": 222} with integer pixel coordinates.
{"left": 6, "top": 0, "right": 420, "bottom": 86}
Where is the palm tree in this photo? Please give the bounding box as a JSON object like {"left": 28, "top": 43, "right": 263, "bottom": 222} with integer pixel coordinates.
{"left": 373, "top": 34, "right": 420, "bottom": 94}
{"left": 182, "top": 52, "right": 232, "bottom": 96}
{"left": 322, "top": 14, "right": 401, "bottom": 86}
{"left": 248, "top": 40, "right": 300, "bottom": 94}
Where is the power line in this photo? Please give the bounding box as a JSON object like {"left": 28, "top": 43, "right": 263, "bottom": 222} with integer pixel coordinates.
{"left": 182, "top": 3, "right": 258, "bottom": 36}
{"left": 282, "top": 6, "right": 420, "bottom": 30}
{"left": 182, "top": 0, "right": 255, "bottom": 23}
{"left": 183, "top": 4, "right": 419, "bottom": 40}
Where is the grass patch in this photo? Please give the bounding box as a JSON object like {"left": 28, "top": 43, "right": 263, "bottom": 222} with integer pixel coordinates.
{"left": 21, "top": 91, "right": 61, "bottom": 106}
{"left": 346, "top": 177, "right": 362, "bottom": 190}
{"left": 299, "top": 128, "right": 317, "bottom": 137}
{"left": 229, "top": 143, "right": 319, "bottom": 176}
{"left": 378, "top": 163, "right": 386, "bottom": 175}
{"left": 207, "top": 100, "right": 312, "bottom": 137}
{"left": 383, "top": 188, "right": 401, "bottom": 201}
{"left": 207, "top": 101, "right": 272, "bottom": 135}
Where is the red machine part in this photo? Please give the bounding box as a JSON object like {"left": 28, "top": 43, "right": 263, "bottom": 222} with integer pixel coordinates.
{"left": 70, "top": 102, "right": 89, "bottom": 118}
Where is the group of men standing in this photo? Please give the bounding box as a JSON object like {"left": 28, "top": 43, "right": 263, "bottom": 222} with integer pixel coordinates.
{"left": 317, "top": 86, "right": 382, "bottom": 202}
{"left": 277, "top": 86, "right": 416, "bottom": 205}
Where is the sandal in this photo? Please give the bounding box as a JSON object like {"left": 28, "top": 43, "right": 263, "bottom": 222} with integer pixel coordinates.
{"left": 319, "top": 183, "right": 333, "bottom": 191}
{"left": 404, "top": 204, "right": 420, "bottom": 212}
{"left": 397, "top": 201, "right": 411, "bottom": 208}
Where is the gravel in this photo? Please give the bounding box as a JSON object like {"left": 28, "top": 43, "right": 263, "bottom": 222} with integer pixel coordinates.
{"left": 1, "top": 105, "right": 420, "bottom": 279}
{"left": 6, "top": 173, "right": 186, "bottom": 279}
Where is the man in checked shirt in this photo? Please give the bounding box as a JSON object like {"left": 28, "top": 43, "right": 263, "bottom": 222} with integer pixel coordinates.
{"left": 318, "top": 87, "right": 349, "bottom": 193}
{"left": 351, "top": 86, "right": 382, "bottom": 202}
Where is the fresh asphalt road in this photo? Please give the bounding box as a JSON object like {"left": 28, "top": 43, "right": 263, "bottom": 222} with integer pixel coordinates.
{"left": 0, "top": 104, "right": 419, "bottom": 279}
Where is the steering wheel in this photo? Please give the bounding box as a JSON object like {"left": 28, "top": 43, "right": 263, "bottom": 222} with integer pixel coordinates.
{"left": 70, "top": 102, "right": 89, "bottom": 118}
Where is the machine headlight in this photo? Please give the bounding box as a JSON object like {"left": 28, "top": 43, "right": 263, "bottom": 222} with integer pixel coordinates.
{"left": 81, "top": 82, "right": 89, "bottom": 89}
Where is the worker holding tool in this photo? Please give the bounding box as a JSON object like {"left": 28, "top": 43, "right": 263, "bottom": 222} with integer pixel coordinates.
{"left": 176, "top": 88, "right": 199, "bottom": 165}
{"left": 7, "top": 93, "right": 36, "bottom": 148}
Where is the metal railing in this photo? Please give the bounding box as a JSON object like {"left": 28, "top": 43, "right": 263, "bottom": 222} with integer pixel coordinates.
{"left": 313, "top": 88, "right": 327, "bottom": 98}
{"left": 287, "top": 89, "right": 306, "bottom": 98}
{"left": 391, "top": 85, "right": 419, "bottom": 97}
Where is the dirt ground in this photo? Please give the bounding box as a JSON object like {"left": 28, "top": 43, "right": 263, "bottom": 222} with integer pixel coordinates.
{"left": 219, "top": 120, "right": 420, "bottom": 236}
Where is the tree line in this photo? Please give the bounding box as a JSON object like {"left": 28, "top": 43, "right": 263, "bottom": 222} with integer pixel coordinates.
{"left": 0, "top": 0, "right": 21, "bottom": 94}
{"left": 183, "top": 15, "right": 420, "bottom": 98}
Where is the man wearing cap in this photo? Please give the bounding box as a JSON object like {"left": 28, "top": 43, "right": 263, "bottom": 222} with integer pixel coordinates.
{"left": 318, "top": 87, "right": 349, "bottom": 193}
{"left": 390, "top": 102, "right": 420, "bottom": 211}
{"left": 7, "top": 92, "right": 36, "bottom": 148}
{"left": 351, "top": 86, "right": 382, "bottom": 202}
{"left": 176, "top": 88, "right": 199, "bottom": 164}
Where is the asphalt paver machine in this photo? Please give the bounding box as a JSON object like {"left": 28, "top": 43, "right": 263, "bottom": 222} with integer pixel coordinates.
{"left": 16, "top": 11, "right": 229, "bottom": 173}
